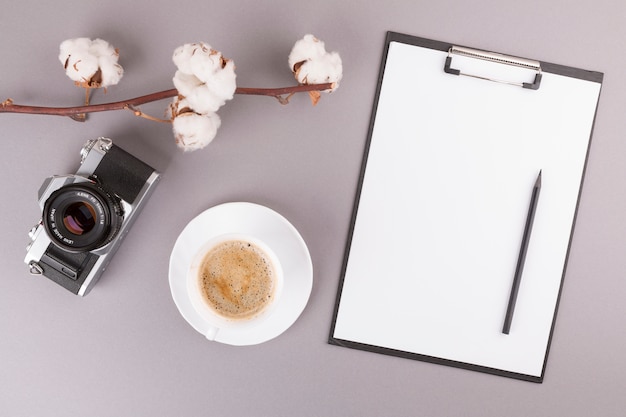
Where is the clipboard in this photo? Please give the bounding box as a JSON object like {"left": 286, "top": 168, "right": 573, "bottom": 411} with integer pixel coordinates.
{"left": 329, "top": 32, "right": 603, "bottom": 382}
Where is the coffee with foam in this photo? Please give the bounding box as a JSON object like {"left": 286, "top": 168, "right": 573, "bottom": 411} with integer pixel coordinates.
{"left": 197, "top": 239, "right": 277, "bottom": 320}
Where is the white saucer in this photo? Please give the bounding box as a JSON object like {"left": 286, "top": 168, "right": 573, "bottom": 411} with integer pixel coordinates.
{"left": 168, "top": 202, "right": 313, "bottom": 345}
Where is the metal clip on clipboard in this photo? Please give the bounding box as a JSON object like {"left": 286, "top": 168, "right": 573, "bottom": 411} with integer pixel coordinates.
{"left": 444, "top": 46, "right": 542, "bottom": 90}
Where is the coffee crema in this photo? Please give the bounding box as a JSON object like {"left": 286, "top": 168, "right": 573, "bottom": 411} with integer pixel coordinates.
{"left": 198, "top": 239, "right": 276, "bottom": 320}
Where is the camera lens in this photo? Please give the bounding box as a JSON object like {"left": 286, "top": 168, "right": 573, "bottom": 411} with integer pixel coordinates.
{"left": 43, "top": 182, "right": 123, "bottom": 252}
{"left": 62, "top": 202, "right": 97, "bottom": 235}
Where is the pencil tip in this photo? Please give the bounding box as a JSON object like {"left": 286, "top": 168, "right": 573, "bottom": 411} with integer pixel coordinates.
{"left": 536, "top": 170, "right": 542, "bottom": 186}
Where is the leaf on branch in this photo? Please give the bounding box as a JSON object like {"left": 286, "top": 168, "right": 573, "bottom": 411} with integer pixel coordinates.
{"left": 308, "top": 90, "right": 321, "bottom": 106}
{"left": 69, "top": 113, "right": 87, "bottom": 122}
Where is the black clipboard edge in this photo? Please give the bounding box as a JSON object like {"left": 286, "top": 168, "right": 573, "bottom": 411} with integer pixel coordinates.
{"left": 385, "top": 31, "right": 604, "bottom": 83}
{"left": 540, "top": 69, "right": 604, "bottom": 380}
{"left": 329, "top": 337, "right": 543, "bottom": 383}
{"left": 328, "top": 32, "right": 395, "bottom": 357}
{"left": 328, "top": 30, "right": 604, "bottom": 383}
{"left": 328, "top": 32, "right": 390, "bottom": 346}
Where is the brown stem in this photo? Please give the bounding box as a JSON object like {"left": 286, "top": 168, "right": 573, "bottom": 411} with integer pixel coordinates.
{"left": 125, "top": 105, "right": 172, "bottom": 123}
{"left": 0, "top": 82, "right": 335, "bottom": 119}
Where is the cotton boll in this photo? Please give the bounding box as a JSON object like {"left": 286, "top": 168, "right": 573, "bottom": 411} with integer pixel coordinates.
{"left": 89, "top": 38, "right": 117, "bottom": 57}
{"left": 173, "top": 71, "right": 224, "bottom": 114}
{"left": 170, "top": 96, "right": 222, "bottom": 151}
{"left": 65, "top": 53, "right": 100, "bottom": 83}
{"left": 294, "top": 52, "right": 342, "bottom": 87}
{"left": 172, "top": 71, "right": 204, "bottom": 98}
{"left": 58, "top": 38, "right": 124, "bottom": 87}
{"left": 186, "top": 86, "right": 225, "bottom": 114}
{"left": 58, "top": 37, "right": 91, "bottom": 66}
{"left": 289, "top": 35, "right": 343, "bottom": 92}
{"left": 173, "top": 41, "right": 227, "bottom": 86}
{"left": 323, "top": 52, "right": 343, "bottom": 85}
{"left": 169, "top": 96, "right": 192, "bottom": 118}
{"left": 99, "top": 60, "right": 124, "bottom": 88}
{"left": 288, "top": 34, "right": 326, "bottom": 71}
{"left": 92, "top": 40, "right": 124, "bottom": 86}
{"left": 188, "top": 47, "right": 223, "bottom": 83}
{"left": 172, "top": 42, "right": 210, "bottom": 75}
{"left": 171, "top": 42, "right": 237, "bottom": 116}
{"left": 202, "top": 59, "right": 237, "bottom": 102}
{"left": 174, "top": 43, "right": 237, "bottom": 99}
{"left": 172, "top": 111, "right": 222, "bottom": 152}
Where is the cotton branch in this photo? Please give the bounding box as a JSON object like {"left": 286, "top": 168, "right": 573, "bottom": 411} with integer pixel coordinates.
{"left": 0, "top": 82, "right": 335, "bottom": 120}
{"left": 3, "top": 35, "right": 342, "bottom": 151}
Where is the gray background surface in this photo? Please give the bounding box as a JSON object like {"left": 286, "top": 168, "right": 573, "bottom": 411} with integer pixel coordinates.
{"left": 1, "top": 1, "right": 624, "bottom": 416}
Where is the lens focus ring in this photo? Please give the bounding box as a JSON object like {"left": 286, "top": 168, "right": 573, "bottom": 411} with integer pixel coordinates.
{"left": 43, "top": 182, "right": 123, "bottom": 252}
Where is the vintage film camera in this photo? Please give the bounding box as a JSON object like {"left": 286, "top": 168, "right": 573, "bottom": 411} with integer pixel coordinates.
{"left": 25, "top": 137, "right": 160, "bottom": 295}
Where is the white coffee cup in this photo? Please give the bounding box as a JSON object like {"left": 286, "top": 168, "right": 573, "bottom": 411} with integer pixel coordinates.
{"left": 187, "top": 233, "right": 284, "bottom": 340}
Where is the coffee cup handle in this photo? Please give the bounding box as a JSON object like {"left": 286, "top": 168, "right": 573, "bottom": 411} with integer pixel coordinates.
{"left": 205, "top": 325, "right": 219, "bottom": 341}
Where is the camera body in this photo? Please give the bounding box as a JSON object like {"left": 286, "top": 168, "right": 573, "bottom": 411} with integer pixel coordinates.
{"left": 25, "top": 137, "right": 160, "bottom": 296}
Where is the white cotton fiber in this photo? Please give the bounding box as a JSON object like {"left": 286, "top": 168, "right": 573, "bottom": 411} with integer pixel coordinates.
{"left": 187, "top": 45, "right": 223, "bottom": 83}
{"left": 172, "top": 110, "right": 222, "bottom": 152}
{"left": 288, "top": 34, "right": 342, "bottom": 91}
{"left": 172, "top": 42, "right": 206, "bottom": 75}
{"left": 58, "top": 37, "right": 124, "bottom": 87}
{"left": 59, "top": 37, "right": 91, "bottom": 65}
{"left": 170, "top": 42, "right": 237, "bottom": 150}
{"left": 171, "top": 42, "right": 237, "bottom": 116}
{"left": 172, "top": 71, "right": 204, "bottom": 98}
{"left": 201, "top": 59, "right": 237, "bottom": 102}
{"left": 288, "top": 34, "right": 327, "bottom": 71}
{"left": 173, "top": 71, "right": 225, "bottom": 114}
{"left": 294, "top": 51, "right": 343, "bottom": 86}
{"left": 64, "top": 53, "right": 99, "bottom": 83}
{"left": 98, "top": 55, "right": 124, "bottom": 87}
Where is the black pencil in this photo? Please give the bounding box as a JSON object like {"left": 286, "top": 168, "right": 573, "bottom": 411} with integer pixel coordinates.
{"left": 503, "top": 170, "right": 542, "bottom": 335}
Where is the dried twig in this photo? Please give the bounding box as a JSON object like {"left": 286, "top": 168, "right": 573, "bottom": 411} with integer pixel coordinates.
{"left": 0, "top": 82, "right": 335, "bottom": 121}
